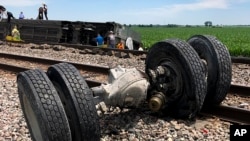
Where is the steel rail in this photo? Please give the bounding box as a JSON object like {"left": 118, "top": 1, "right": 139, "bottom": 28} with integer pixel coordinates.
{"left": 4, "top": 42, "right": 250, "bottom": 63}
{"left": 201, "top": 105, "right": 250, "bottom": 125}
{"left": 1, "top": 52, "right": 250, "bottom": 74}
{"left": 231, "top": 56, "right": 250, "bottom": 64}
{"left": 0, "top": 63, "right": 28, "bottom": 72}
{"left": 229, "top": 84, "right": 250, "bottom": 97}
{"left": 0, "top": 53, "right": 249, "bottom": 94}
{"left": 0, "top": 53, "right": 249, "bottom": 90}
{"left": 0, "top": 63, "right": 101, "bottom": 88}
{"left": 0, "top": 52, "right": 110, "bottom": 75}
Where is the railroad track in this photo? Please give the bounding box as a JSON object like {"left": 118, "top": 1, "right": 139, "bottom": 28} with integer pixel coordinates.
{"left": 4, "top": 41, "right": 147, "bottom": 57}
{"left": 0, "top": 52, "right": 249, "bottom": 88}
{"left": 0, "top": 52, "right": 249, "bottom": 124}
{"left": 0, "top": 51, "right": 249, "bottom": 77}
{"left": 0, "top": 52, "right": 110, "bottom": 75}
{"left": 4, "top": 42, "right": 250, "bottom": 64}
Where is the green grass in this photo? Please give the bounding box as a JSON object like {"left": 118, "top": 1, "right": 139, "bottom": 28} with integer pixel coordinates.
{"left": 132, "top": 26, "right": 250, "bottom": 57}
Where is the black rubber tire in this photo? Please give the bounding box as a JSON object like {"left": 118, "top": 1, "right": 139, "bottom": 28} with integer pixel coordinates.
{"left": 17, "top": 69, "right": 71, "bottom": 141}
{"left": 145, "top": 39, "right": 207, "bottom": 119}
{"left": 187, "top": 35, "right": 232, "bottom": 105}
{"left": 47, "top": 63, "right": 100, "bottom": 141}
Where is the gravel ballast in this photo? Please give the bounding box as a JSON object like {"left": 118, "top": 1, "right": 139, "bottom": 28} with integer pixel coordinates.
{"left": 0, "top": 43, "right": 249, "bottom": 141}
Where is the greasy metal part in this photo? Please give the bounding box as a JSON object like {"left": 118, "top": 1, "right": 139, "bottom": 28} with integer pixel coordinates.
{"left": 91, "top": 86, "right": 106, "bottom": 104}
{"left": 148, "top": 62, "right": 182, "bottom": 98}
{"left": 91, "top": 86, "right": 105, "bottom": 98}
{"left": 149, "top": 92, "right": 166, "bottom": 112}
{"left": 148, "top": 66, "right": 170, "bottom": 83}
{"left": 148, "top": 69, "right": 157, "bottom": 83}
{"left": 91, "top": 66, "right": 149, "bottom": 108}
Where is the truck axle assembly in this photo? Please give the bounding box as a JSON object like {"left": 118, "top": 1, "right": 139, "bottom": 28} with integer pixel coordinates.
{"left": 17, "top": 35, "right": 232, "bottom": 141}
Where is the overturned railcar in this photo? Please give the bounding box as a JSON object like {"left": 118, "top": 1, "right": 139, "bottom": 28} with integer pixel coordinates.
{"left": 0, "top": 19, "right": 141, "bottom": 49}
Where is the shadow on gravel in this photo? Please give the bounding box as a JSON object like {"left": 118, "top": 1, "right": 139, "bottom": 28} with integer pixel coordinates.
{"left": 99, "top": 103, "right": 196, "bottom": 137}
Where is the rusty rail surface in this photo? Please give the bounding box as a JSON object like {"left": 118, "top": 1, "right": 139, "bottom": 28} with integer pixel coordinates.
{"left": 229, "top": 84, "right": 250, "bottom": 97}
{"left": 231, "top": 56, "right": 250, "bottom": 64}
{"left": 0, "top": 52, "right": 249, "bottom": 74}
{"left": 0, "top": 63, "right": 101, "bottom": 87}
{"left": 201, "top": 105, "right": 250, "bottom": 125}
{"left": 0, "top": 52, "right": 109, "bottom": 75}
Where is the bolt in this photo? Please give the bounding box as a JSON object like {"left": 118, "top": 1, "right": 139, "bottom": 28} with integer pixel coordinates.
{"left": 148, "top": 69, "right": 157, "bottom": 83}
{"left": 157, "top": 66, "right": 171, "bottom": 76}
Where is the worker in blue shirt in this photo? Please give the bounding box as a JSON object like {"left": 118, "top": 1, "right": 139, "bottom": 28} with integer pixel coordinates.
{"left": 96, "top": 33, "right": 104, "bottom": 46}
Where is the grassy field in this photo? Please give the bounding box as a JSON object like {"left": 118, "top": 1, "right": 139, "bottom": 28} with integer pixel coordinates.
{"left": 132, "top": 26, "right": 250, "bottom": 57}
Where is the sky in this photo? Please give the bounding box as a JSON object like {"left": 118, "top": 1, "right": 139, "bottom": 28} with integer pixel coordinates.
{"left": 1, "top": 0, "right": 250, "bottom": 25}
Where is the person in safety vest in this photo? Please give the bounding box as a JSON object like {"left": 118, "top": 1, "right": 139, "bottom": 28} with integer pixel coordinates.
{"left": 11, "top": 25, "right": 21, "bottom": 41}
{"left": 116, "top": 40, "right": 124, "bottom": 49}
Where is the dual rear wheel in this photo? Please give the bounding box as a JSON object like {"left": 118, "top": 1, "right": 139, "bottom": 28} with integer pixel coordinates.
{"left": 145, "top": 35, "right": 232, "bottom": 118}
{"left": 17, "top": 63, "right": 100, "bottom": 141}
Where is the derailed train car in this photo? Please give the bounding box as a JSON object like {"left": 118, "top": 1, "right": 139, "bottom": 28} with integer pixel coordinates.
{"left": 0, "top": 19, "right": 141, "bottom": 50}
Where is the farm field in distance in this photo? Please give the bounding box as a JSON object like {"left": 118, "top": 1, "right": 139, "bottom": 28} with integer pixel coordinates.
{"left": 132, "top": 26, "right": 250, "bottom": 57}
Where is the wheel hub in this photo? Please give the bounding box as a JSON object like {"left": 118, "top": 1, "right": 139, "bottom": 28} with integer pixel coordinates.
{"left": 147, "top": 61, "right": 183, "bottom": 111}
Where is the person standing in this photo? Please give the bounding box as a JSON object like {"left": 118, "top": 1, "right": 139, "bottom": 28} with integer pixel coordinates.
{"left": 0, "top": 10, "right": 3, "bottom": 21}
{"left": 0, "top": 5, "right": 6, "bottom": 21}
{"left": 0, "top": 5, "right": 15, "bottom": 23}
{"left": 19, "top": 11, "right": 25, "bottom": 19}
{"left": 96, "top": 33, "right": 104, "bottom": 46}
{"left": 138, "top": 43, "right": 144, "bottom": 51}
{"left": 11, "top": 25, "right": 21, "bottom": 41}
{"left": 107, "top": 31, "right": 115, "bottom": 48}
{"left": 0, "top": 6, "right": 14, "bottom": 35}
{"left": 116, "top": 40, "right": 124, "bottom": 49}
{"left": 3, "top": 11, "right": 15, "bottom": 35}
{"left": 38, "top": 7, "right": 43, "bottom": 20}
{"left": 43, "top": 3, "right": 48, "bottom": 20}
{"left": 7, "top": 11, "right": 15, "bottom": 36}
{"left": 6, "top": 11, "right": 15, "bottom": 22}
